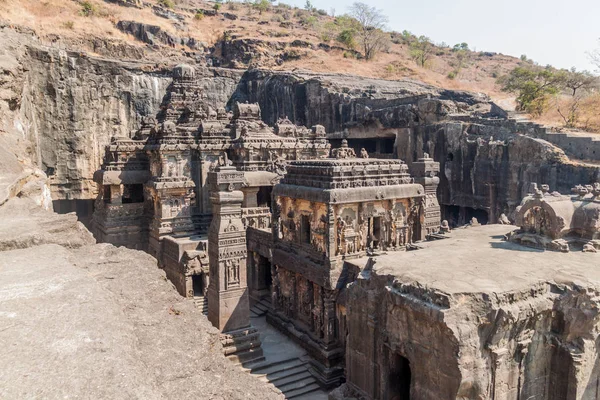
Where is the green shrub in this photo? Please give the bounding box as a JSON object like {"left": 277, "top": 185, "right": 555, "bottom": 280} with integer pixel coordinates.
{"left": 80, "top": 1, "right": 97, "bottom": 16}
{"left": 158, "top": 0, "right": 174, "bottom": 9}
{"left": 337, "top": 29, "right": 355, "bottom": 49}
{"left": 194, "top": 10, "right": 204, "bottom": 20}
{"left": 62, "top": 20, "right": 75, "bottom": 29}
{"left": 447, "top": 71, "right": 457, "bottom": 79}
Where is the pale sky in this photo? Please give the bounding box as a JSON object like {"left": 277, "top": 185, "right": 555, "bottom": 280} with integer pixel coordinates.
{"left": 284, "top": 0, "right": 599, "bottom": 72}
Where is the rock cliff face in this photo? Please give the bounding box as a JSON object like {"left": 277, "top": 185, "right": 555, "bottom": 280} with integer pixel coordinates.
{"left": 2, "top": 27, "right": 244, "bottom": 202}
{"left": 22, "top": 46, "right": 172, "bottom": 200}
{"left": 402, "top": 121, "right": 600, "bottom": 222}
{"left": 231, "top": 69, "right": 492, "bottom": 133}
{"left": 335, "top": 226, "right": 600, "bottom": 400}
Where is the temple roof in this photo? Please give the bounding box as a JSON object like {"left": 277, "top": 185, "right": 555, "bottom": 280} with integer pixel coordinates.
{"left": 275, "top": 158, "right": 423, "bottom": 204}
{"left": 281, "top": 158, "right": 413, "bottom": 190}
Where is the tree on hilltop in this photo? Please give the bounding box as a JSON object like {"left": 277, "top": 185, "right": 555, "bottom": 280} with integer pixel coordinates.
{"left": 409, "top": 36, "right": 434, "bottom": 68}
{"left": 347, "top": 2, "right": 388, "bottom": 61}
{"left": 498, "top": 66, "right": 564, "bottom": 116}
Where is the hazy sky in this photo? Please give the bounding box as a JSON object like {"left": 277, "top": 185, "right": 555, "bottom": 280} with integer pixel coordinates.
{"left": 284, "top": 0, "right": 599, "bottom": 72}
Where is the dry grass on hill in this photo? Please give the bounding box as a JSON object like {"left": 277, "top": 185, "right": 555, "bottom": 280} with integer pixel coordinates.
{"left": 0, "top": 0, "right": 519, "bottom": 99}
{"left": 7, "top": 0, "right": 598, "bottom": 134}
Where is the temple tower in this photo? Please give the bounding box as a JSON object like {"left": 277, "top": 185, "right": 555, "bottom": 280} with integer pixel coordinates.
{"left": 206, "top": 164, "right": 264, "bottom": 364}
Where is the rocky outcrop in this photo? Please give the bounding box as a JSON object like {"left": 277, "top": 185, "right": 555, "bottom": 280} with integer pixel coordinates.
{"left": 337, "top": 226, "right": 600, "bottom": 399}
{"left": 399, "top": 120, "right": 600, "bottom": 222}
{"left": 21, "top": 46, "right": 172, "bottom": 200}
{"left": 231, "top": 69, "right": 493, "bottom": 132}
{"left": 116, "top": 20, "right": 202, "bottom": 49}
{"left": 1, "top": 27, "right": 243, "bottom": 201}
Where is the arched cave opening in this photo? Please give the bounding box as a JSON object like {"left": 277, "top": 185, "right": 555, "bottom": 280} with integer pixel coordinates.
{"left": 388, "top": 353, "right": 411, "bottom": 400}
{"left": 443, "top": 205, "right": 489, "bottom": 227}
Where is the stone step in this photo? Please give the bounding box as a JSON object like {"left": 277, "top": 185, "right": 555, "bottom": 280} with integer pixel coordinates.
{"left": 249, "top": 357, "right": 306, "bottom": 375}
{"left": 284, "top": 382, "right": 321, "bottom": 399}
{"left": 279, "top": 376, "right": 317, "bottom": 394}
{"left": 254, "top": 302, "right": 269, "bottom": 312}
{"left": 249, "top": 304, "right": 268, "bottom": 317}
{"left": 257, "top": 365, "right": 307, "bottom": 383}
{"left": 226, "top": 348, "right": 265, "bottom": 365}
{"left": 258, "top": 298, "right": 272, "bottom": 309}
{"left": 269, "top": 370, "right": 313, "bottom": 387}
{"left": 250, "top": 309, "right": 260, "bottom": 318}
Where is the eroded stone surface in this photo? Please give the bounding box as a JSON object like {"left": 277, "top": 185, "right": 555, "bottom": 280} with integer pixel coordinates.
{"left": 0, "top": 198, "right": 282, "bottom": 399}
{"left": 338, "top": 225, "right": 600, "bottom": 399}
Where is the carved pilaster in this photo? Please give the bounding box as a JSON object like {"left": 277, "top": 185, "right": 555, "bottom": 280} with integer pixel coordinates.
{"left": 206, "top": 165, "right": 263, "bottom": 364}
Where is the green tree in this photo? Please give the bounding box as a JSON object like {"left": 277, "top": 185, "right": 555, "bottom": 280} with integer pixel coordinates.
{"left": 452, "top": 42, "right": 469, "bottom": 52}
{"left": 409, "top": 36, "right": 434, "bottom": 68}
{"left": 559, "top": 68, "right": 597, "bottom": 97}
{"left": 554, "top": 68, "right": 597, "bottom": 128}
{"left": 253, "top": 0, "right": 269, "bottom": 14}
{"left": 498, "top": 66, "right": 564, "bottom": 116}
{"left": 333, "top": 15, "right": 359, "bottom": 49}
{"left": 347, "top": 2, "right": 389, "bottom": 61}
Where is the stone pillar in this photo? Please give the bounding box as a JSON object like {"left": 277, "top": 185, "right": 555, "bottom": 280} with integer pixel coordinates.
{"left": 412, "top": 154, "right": 441, "bottom": 238}
{"left": 206, "top": 166, "right": 263, "bottom": 364}
{"left": 241, "top": 187, "right": 259, "bottom": 208}
{"left": 110, "top": 184, "right": 122, "bottom": 204}
{"left": 323, "top": 290, "right": 337, "bottom": 346}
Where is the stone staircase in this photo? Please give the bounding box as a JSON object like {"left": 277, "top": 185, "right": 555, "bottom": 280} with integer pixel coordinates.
{"left": 193, "top": 295, "right": 208, "bottom": 315}
{"left": 250, "top": 297, "right": 272, "bottom": 318}
{"left": 243, "top": 356, "right": 323, "bottom": 399}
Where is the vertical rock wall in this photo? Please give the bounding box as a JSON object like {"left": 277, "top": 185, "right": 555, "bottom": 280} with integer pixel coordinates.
{"left": 339, "top": 270, "right": 600, "bottom": 400}
{"left": 397, "top": 122, "right": 600, "bottom": 221}
{"left": 20, "top": 47, "right": 172, "bottom": 200}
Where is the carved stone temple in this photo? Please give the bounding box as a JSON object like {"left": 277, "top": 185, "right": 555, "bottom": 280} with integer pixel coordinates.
{"left": 90, "top": 65, "right": 600, "bottom": 399}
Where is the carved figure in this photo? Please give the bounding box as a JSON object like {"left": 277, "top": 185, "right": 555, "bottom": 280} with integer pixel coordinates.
{"left": 498, "top": 214, "right": 511, "bottom": 225}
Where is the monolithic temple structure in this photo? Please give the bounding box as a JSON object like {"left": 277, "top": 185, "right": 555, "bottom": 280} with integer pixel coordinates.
{"left": 90, "top": 64, "right": 600, "bottom": 399}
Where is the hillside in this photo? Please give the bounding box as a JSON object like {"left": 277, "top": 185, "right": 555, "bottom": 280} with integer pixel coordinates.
{"left": 0, "top": 0, "right": 521, "bottom": 101}
{"left": 1, "top": 0, "right": 599, "bottom": 133}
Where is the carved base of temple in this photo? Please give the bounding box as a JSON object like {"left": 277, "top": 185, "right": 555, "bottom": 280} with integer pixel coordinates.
{"left": 267, "top": 311, "right": 345, "bottom": 389}
{"left": 507, "top": 230, "right": 600, "bottom": 253}
{"left": 220, "top": 326, "right": 265, "bottom": 365}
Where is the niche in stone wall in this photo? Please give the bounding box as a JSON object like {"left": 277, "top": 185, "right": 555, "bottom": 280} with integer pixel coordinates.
{"left": 122, "top": 184, "right": 144, "bottom": 204}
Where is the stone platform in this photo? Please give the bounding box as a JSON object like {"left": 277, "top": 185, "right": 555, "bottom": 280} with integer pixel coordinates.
{"left": 347, "top": 224, "right": 600, "bottom": 294}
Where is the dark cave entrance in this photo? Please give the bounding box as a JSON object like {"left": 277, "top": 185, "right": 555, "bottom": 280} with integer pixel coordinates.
{"left": 192, "top": 274, "right": 204, "bottom": 297}
{"left": 257, "top": 186, "right": 272, "bottom": 209}
{"left": 442, "top": 205, "right": 489, "bottom": 227}
{"left": 389, "top": 354, "right": 411, "bottom": 400}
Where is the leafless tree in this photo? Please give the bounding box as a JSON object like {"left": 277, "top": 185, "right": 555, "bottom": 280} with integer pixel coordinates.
{"left": 348, "top": 2, "right": 389, "bottom": 61}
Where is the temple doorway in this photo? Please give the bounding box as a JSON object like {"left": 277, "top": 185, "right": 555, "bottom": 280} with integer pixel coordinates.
{"left": 192, "top": 274, "right": 204, "bottom": 296}
{"left": 249, "top": 252, "right": 273, "bottom": 300}
{"left": 388, "top": 354, "right": 411, "bottom": 400}
{"left": 369, "top": 216, "right": 383, "bottom": 249}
